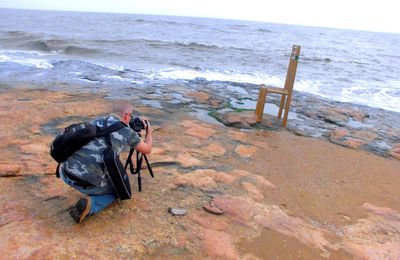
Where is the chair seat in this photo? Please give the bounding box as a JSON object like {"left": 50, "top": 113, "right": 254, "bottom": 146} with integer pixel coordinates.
{"left": 261, "top": 86, "right": 289, "bottom": 95}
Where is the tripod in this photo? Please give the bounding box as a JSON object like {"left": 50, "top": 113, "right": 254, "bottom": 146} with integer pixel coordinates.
{"left": 124, "top": 133, "right": 154, "bottom": 192}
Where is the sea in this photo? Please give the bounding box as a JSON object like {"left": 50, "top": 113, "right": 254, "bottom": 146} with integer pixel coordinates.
{"left": 0, "top": 8, "right": 399, "bottom": 113}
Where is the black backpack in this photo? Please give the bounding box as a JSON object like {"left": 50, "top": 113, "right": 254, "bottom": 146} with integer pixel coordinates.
{"left": 50, "top": 121, "right": 125, "bottom": 164}
{"left": 51, "top": 120, "right": 134, "bottom": 200}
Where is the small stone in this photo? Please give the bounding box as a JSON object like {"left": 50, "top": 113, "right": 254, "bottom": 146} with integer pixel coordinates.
{"left": 343, "top": 215, "right": 351, "bottom": 221}
{"left": 168, "top": 207, "right": 187, "bottom": 216}
{"left": 203, "top": 201, "right": 224, "bottom": 215}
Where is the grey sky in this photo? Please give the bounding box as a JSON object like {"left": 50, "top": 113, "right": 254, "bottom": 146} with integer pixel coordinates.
{"left": 0, "top": 0, "right": 399, "bottom": 33}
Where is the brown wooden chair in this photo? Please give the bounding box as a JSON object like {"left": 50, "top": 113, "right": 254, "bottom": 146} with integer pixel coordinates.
{"left": 255, "top": 45, "right": 301, "bottom": 127}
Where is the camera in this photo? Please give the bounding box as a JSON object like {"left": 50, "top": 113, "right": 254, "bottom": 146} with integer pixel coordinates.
{"left": 129, "top": 117, "right": 146, "bottom": 132}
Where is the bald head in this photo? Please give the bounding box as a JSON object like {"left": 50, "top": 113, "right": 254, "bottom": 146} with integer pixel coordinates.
{"left": 112, "top": 100, "right": 133, "bottom": 119}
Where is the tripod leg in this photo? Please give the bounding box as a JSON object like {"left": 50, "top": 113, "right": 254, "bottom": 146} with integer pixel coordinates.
{"left": 136, "top": 152, "right": 144, "bottom": 192}
{"left": 138, "top": 175, "right": 142, "bottom": 192}
{"left": 143, "top": 154, "right": 154, "bottom": 178}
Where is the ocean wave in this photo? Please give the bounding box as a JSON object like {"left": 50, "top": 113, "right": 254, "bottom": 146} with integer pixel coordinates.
{"left": 298, "top": 56, "right": 332, "bottom": 63}
{"left": 257, "top": 28, "right": 273, "bottom": 33}
{"left": 94, "top": 37, "right": 250, "bottom": 52}
{"left": 340, "top": 83, "right": 400, "bottom": 113}
{"left": 0, "top": 53, "right": 53, "bottom": 69}
{"left": 153, "top": 68, "right": 282, "bottom": 85}
{"left": 18, "top": 39, "right": 101, "bottom": 55}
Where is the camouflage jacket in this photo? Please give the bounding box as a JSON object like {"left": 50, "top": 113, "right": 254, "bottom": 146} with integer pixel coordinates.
{"left": 60, "top": 114, "right": 141, "bottom": 187}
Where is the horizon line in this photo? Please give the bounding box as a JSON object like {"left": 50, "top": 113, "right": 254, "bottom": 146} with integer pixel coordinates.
{"left": 1, "top": 7, "right": 399, "bottom": 35}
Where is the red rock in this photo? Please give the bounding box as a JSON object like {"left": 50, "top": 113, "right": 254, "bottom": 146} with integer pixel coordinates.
{"left": 197, "top": 169, "right": 236, "bottom": 184}
{"left": 234, "top": 145, "right": 257, "bottom": 158}
{"left": 176, "top": 152, "right": 203, "bottom": 168}
{"left": 390, "top": 144, "right": 400, "bottom": 160}
{"left": 361, "top": 203, "right": 400, "bottom": 220}
{"left": 217, "top": 112, "right": 258, "bottom": 128}
{"left": 340, "top": 241, "right": 400, "bottom": 260}
{"left": 343, "top": 138, "right": 365, "bottom": 149}
{"left": 255, "top": 205, "right": 331, "bottom": 255}
{"left": 337, "top": 203, "right": 400, "bottom": 259}
{"left": 19, "top": 143, "right": 50, "bottom": 154}
{"left": 212, "top": 195, "right": 258, "bottom": 224}
{"left": 250, "top": 175, "right": 276, "bottom": 189}
{"left": 0, "top": 163, "right": 22, "bottom": 176}
{"left": 351, "top": 130, "right": 377, "bottom": 142}
{"left": 174, "top": 171, "right": 217, "bottom": 189}
{"left": 229, "top": 130, "right": 247, "bottom": 141}
{"left": 181, "top": 120, "right": 216, "bottom": 139}
{"left": 201, "top": 229, "right": 239, "bottom": 259}
{"left": 186, "top": 91, "right": 210, "bottom": 102}
{"left": 242, "top": 182, "right": 264, "bottom": 200}
{"left": 202, "top": 143, "right": 226, "bottom": 157}
{"left": 329, "top": 128, "right": 349, "bottom": 140}
{"left": 192, "top": 212, "right": 228, "bottom": 230}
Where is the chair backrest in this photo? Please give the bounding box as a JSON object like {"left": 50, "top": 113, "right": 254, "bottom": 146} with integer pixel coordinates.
{"left": 283, "top": 45, "right": 301, "bottom": 92}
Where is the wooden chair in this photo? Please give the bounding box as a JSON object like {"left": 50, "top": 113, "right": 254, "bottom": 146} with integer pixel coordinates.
{"left": 255, "top": 45, "right": 301, "bottom": 127}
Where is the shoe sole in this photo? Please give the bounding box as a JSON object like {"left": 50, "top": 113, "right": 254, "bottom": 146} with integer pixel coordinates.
{"left": 77, "top": 197, "right": 92, "bottom": 223}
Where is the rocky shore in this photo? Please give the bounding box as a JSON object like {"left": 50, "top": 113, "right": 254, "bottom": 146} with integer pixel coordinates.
{"left": 0, "top": 84, "right": 399, "bottom": 259}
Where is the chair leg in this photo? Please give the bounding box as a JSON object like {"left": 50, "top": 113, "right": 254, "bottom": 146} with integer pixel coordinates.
{"left": 277, "top": 95, "right": 286, "bottom": 119}
{"left": 255, "top": 88, "right": 267, "bottom": 122}
{"left": 255, "top": 87, "right": 263, "bottom": 117}
{"left": 282, "top": 95, "right": 292, "bottom": 127}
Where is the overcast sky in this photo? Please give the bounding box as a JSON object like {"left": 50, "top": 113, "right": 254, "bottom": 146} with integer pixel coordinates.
{"left": 0, "top": 0, "right": 399, "bottom": 33}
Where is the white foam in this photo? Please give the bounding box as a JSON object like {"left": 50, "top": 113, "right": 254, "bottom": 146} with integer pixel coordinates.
{"left": 99, "top": 63, "right": 127, "bottom": 71}
{"left": 0, "top": 53, "right": 53, "bottom": 69}
{"left": 340, "top": 81, "right": 400, "bottom": 113}
{"left": 156, "top": 68, "right": 282, "bottom": 85}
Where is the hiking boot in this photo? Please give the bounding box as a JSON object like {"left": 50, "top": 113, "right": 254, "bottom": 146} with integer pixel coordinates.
{"left": 69, "top": 196, "right": 92, "bottom": 223}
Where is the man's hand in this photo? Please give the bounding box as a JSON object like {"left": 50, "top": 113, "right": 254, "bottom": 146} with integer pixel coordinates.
{"left": 141, "top": 117, "right": 151, "bottom": 133}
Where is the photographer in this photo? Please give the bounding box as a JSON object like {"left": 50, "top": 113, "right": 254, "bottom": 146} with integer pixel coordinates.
{"left": 59, "top": 100, "right": 152, "bottom": 223}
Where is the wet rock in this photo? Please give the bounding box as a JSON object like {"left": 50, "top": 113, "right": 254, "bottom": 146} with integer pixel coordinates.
{"left": 389, "top": 144, "right": 400, "bottom": 160}
{"left": 215, "top": 112, "right": 259, "bottom": 129}
{"left": 343, "top": 138, "right": 365, "bottom": 150}
{"left": 329, "top": 128, "right": 349, "bottom": 141}
{"left": 351, "top": 130, "right": 377, "bottom": 142}
{"left": 186, "top": 91, "right": 210, "bottom": 103}
{"left": 201, "top": 229, "right": 239, "bottom": 260}
{"left": 234, "top": 145, "right": 257, "bottom": 158}
{"left": 323, "top": 113, "right": 347, "bottom": 127}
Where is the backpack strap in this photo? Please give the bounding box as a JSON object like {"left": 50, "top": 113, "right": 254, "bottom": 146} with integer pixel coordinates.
{"left": 96, "top": 121, "right": 126, "bottom": 137}
{"left": 55, "top": 121, "right": 125, "bottom": 178}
